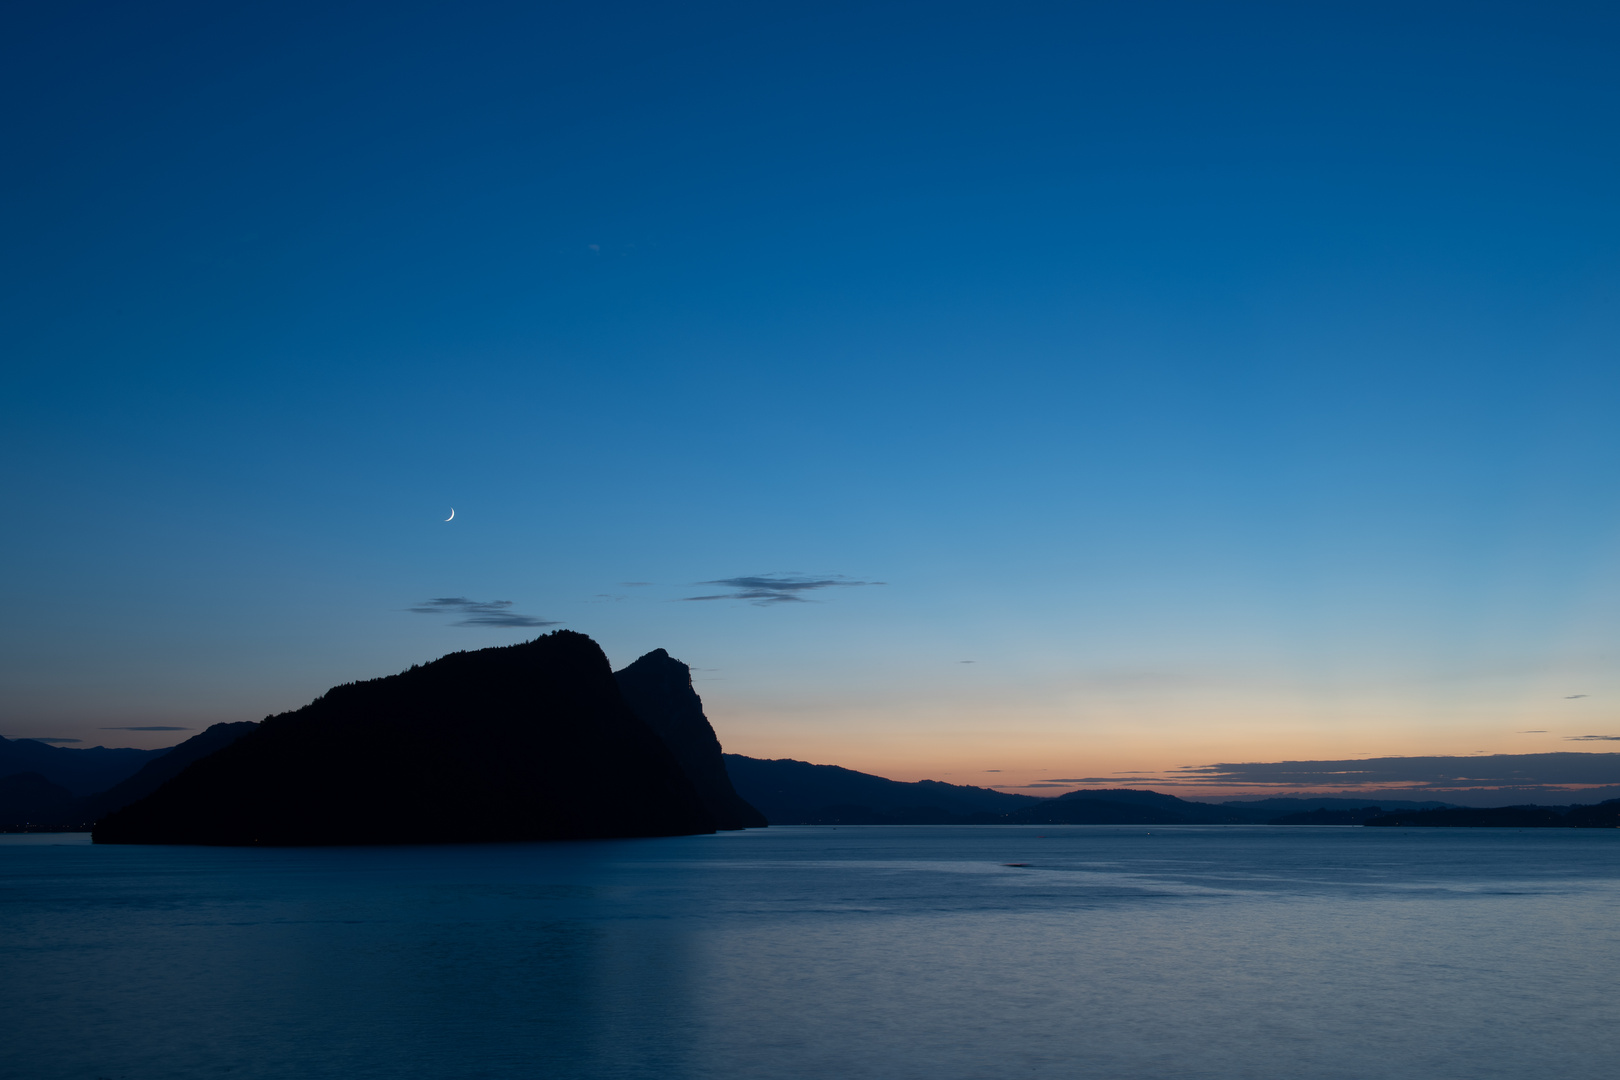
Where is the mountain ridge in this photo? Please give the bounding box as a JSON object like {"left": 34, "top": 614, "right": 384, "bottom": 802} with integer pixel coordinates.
{"left": 723, "top": 754, "right": 1043, "bottom": 824}
{"left": 94, "top": 632, "right": 716, "bottom": 845}
{"left": 0, "top": 736, "right": 169, "bottom": 796}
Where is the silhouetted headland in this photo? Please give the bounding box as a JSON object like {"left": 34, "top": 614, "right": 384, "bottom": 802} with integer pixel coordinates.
{"left": 615, "top": 649, "right": 766, "bottom": 830}
{"left": 94, "top": 631, "right": 718, "bottom": 845}
{"left": 80, "top": 722, "right": 258, "bottom": 821}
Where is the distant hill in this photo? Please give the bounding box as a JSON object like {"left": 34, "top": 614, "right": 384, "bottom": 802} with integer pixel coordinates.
{"left": 96, "top": 632, "right": 715, "bottom": 845}
{"left": 1366, "top": 800, "right": 1620, "bottom": 828}
{"left": 614, "top": 650, "right": 765, "bottom": 830}
{"left": 1218, "top": 796, "right": 1455, "bottom": 814}
{"left": 999, "top": 789, "right": 1269, "bottom": 825}
{"left": 1564, "top": 801, "right": 1620, "bottom": 827}
{"left": 0, "top": 736, "right": 168, "bottom": 796}
{"left": 992, "top": 790, "right": 1474, "bottom": 826}
{"left": 722, "top": 755, "right": 1041, "bottom": 824}
{"left": 1265, "top": 807, "right": 1391, "bottom": 826}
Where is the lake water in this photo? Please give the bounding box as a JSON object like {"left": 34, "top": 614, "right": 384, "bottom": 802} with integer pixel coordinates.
{"left": 3, "top": 825, "right": 1617, "bottom": 1080}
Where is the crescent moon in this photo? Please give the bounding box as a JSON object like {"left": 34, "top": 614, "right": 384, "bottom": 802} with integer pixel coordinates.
{"left": 445, "top": 508, "right": 455, "bottom": 522}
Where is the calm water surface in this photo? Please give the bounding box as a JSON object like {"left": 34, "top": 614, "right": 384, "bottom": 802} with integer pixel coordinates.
{"left": 3, "top": 826, "right": 1617, "bottom": 1079}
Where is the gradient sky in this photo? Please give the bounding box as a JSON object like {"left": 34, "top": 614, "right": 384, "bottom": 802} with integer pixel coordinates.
{"left": 5, "top": 0, "right": 1620, "bottom": 796}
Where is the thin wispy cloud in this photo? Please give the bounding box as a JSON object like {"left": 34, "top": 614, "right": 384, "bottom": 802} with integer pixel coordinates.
{"left": 1041, "top": 776, "right": 1154, "bottom": 784}
{"left": 1567, "top": 734, "right": 1620, "bottom": 741}
{"left": 1017, "top": 755, "right": 1620, "bottom": 797}
{"left": 681, "top": 573, "right": 884, "bottom": 606}
{"left": 1566, "top": 694, "right": 1588, "bottom": 699}
{"left": 101, "top": 726, "right": 191, "bottom": 731}
{"left": 409, "top": 597, "right": 558, "bottom": 628}
{"left": 1155, "top": 753, "right": 1620, "bottom": 790}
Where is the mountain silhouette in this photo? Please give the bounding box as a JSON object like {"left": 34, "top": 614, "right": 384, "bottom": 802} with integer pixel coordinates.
{"left": 997, "top": 788, "right": 1256, "bottom": 825}
{"left": 0, "top": 723, "right": 259, "bottom": 831}
{"left": 614, "top": 649, "right": 765, "bottom": 829}
{"left": 79, "top": 722, "right": 259, "bottom": 820}
{"left": 722, "top": 754, "right": 1041, "bottom": 824}
{"left": 715, "top": 766, "right": 1477, "bottom": 827}
{"left": 0, "top": 736, "right": 167, "bottom": 796}
{"left": 1002, "top": 790, "right": 1460, "bottom": 826}
{"left": 1265, "top": 806, "right": 1390, "bottom": 826}
{"left": 1218, "top": 796, "right": 1454, "bottom": 815}
{"left": 95, "top": 632, "right": 714, "bottom": 845}
{"left": 1366, "top": 800, "right": 1620, "bottom": 827}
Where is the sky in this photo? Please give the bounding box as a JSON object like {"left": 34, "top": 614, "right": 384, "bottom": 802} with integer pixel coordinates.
{"left": 5, "top": 0, "right": 1620, "bottom": 800}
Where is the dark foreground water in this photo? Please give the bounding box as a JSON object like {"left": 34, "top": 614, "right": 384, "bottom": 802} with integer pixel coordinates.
{"left": 3, "top": 826, "right": 1617, "bottom": 1080}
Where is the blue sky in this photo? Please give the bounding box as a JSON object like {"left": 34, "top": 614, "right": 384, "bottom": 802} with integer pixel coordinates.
{"left": 5, "top": 1, "right": 1620, "bottom": 793}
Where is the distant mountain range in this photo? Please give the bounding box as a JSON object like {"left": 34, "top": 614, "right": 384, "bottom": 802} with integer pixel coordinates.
{"left": 722, "top": 759, "right": 1620, "bottom": 826}
{"left": 0, "top": 721, "right": 258, "bottom": 830}
{"left": 0, "top": 736, "right": 167, "bottom": 796}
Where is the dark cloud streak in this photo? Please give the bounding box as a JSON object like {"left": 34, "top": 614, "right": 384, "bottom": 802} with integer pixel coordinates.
{"left": 409, "top": 597, "right": 558, "bottom": 628}
{"left": 681, "top": 573, "right": 883, "bottom": 606}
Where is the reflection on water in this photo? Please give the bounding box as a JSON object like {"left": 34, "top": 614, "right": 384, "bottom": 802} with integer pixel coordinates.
{"left": 4, "top": 826, "right": 1617, "bottom": 1079}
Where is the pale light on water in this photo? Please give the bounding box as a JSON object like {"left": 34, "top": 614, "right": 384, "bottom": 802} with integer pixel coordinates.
{"left": 3, "top": 826, "right": 1617, "bottom": 1079}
